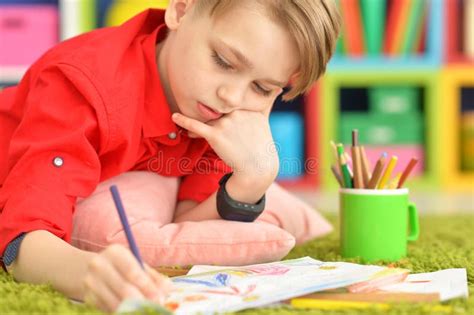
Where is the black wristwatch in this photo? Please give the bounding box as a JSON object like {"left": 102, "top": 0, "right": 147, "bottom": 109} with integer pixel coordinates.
{"left": 216, "top": 173, "right": 265, "bottom": 222}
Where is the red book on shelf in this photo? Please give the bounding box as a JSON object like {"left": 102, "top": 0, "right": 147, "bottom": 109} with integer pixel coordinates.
{"left": 384, "top": 0, "right": 410, "bottom": 56}
{"left": 340, "top": 0, "right": 365, "bottom": 56}
{"left": 413, "top": 3, "right": 427, "bottom": 54}
{"left": 446, "top": 0, "right": 460, "bottom": 61}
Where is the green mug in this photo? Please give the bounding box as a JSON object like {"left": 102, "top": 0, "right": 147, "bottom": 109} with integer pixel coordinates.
{"left": 339, "top": 188, "right": 420, "bottom": 262}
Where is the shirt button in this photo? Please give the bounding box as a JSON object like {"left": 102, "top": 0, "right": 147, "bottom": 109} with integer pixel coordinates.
{"left": 168, "top": 132, "right": 177, "bottom": 140}
{"left": 53, "top": 157, "right": 64, "bottom": 167}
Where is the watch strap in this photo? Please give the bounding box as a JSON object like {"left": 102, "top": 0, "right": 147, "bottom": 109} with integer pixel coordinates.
{"left": 216, "top": 173, "right": 265, "bottom": 222}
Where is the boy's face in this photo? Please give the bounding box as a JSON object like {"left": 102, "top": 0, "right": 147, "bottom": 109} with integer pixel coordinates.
{"left": 160, "top": 0, "right": 299, "bottom": 122}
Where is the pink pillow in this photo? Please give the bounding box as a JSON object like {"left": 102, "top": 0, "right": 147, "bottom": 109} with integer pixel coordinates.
{"left": 258, "top": 183, "right": 333, "bottom": 245}
{"left": 72, "top": 172, "right": 295, "bottom": 266}
{"left": 72, "top": 172, "right": 332, "bottom": 266}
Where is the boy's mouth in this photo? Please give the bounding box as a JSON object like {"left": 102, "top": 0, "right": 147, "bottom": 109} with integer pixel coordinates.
{"left": 197, "top": 102, "right": 223, "bottom": 120}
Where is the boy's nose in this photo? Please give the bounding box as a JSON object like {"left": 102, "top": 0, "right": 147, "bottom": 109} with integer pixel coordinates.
{"left": 217, "top": 85, "right": 245, "bottom": 110}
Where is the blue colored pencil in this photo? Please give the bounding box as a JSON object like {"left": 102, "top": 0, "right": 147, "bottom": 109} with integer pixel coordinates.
{"left": 109, "top": 185, "right": 144, "bottom": 269}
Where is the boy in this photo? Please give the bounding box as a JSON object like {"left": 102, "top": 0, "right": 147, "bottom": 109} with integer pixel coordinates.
{"left": 0, "top": 0, "right": 340, "bottom": 312}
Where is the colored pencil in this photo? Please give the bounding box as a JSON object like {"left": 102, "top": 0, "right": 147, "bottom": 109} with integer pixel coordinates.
{"left": 291, "top": 299, "right": 452, "bottom": 313}
{"left": 351, "top": 130, "right": 364, "bottom": 188}
{"left": 287, "top": 292, "right": 440, "bottom": 303}
{"left": 397, "top": 157, "right": 419, "bottom": 188}
{"left": 360, "top": 146, "right": 372, "bottom": 187}
{"left": 344, "top": 152, "right": 354, "bottom": 177}
{"left": 368, "top": 153, "right": 388, "bottom": 189}
{"left": 330, "top": 140, "right": 342, "bottom": 175}
{"left": 337, "top": 147, "right": 354, "bottom": 178}
{"left": 388, "top": 173, "right": 402, "bottom": 189}
{"left": 377, "top": 156, "right": 398, "bottom": 189}
{"left": 110, "top": 185, "right": 144, "bottom": 269}
{"left": 331, "top": 165, "right": 344, "bottom": 187}
{"left": 330, "top": 140, "right": 339, "bottom": 160}
{"left": 337, "top": 145, "right": 353, "bottom": 188}
{"left": 291, "top": 298, "right": 390, "bottom": 310}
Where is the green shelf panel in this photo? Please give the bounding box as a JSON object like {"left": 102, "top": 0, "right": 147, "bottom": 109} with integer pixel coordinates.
{"left": 339, "top": 113, "right": 424, "bottom": 145}
{"left": 369, "top": 86, "right": 420, "bottom": 115}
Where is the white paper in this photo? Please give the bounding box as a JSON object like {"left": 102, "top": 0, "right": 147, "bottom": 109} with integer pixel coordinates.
{"left": 379, "top": 268, "right": 468, "bottom": 301}
{"left": 117, "top": 259, "right": 469, "bottom": 314}
{"left": 164, "top": 257, "right": 387, "bottom": 315}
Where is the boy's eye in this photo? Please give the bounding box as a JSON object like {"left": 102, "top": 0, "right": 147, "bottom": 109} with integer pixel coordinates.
{"left": 254, "top": 83, "right": 272, "bottom": 97}
{"left": 212, "top": 51, "right": 233, "bottom": 70}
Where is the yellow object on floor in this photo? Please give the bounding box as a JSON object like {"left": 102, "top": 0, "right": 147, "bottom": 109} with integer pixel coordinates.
{"left": 291, "top": 298, "right": 389, "bottom": 310}
{"left": 290, "top": 298, "right": 453, "bottom": 313}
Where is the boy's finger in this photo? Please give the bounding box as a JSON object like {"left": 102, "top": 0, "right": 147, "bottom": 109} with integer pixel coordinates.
{"left": 106, "top": 246, "right": 157, "bottom": 298}
{"left": 145, "top": 266, "right": 174, "bottom": 298}
{"left": 93, "top": 255, "right": 136, "bottom": 302}
{"left": 172, "top": 113, "right": 213, "bottom": 139}
{"left": 89, "top": 278, "right": 122, "bottom": 312}
{"left": 147, "top": 268, "right": 173, "bottom": 290}
{"left": 187, "top": 131, "right": 202, "bottom": 138}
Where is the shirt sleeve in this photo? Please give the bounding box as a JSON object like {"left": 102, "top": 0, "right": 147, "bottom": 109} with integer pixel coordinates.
{"left": 0, "top": 64, "right": 105, "bottom": 259}
{"left": 1, "top": 233, "right": 25, "bottom": 272}
{"left": 177, "top": 147, "right": 232, "bottom": 203}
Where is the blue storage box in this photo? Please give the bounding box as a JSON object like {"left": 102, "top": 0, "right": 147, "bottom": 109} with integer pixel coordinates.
{"left": 269, "top": 112, "right": 304, "bottom": 180}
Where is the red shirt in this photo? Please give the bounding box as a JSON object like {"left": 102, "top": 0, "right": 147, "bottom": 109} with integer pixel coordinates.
{"left": 0, "top": 9, "right": 231, "bottom": 256}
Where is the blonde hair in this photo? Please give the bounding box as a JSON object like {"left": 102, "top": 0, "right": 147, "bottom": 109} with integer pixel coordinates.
{"left": 193, "top": 0, "right": 341, "bottom": 100}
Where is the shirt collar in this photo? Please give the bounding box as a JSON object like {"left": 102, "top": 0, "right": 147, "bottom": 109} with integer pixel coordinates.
{"left": 141, "top": 10, "right": 180, "bottom": 139}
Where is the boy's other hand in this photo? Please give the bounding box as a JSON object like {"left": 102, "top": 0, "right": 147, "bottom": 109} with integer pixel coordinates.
{"left": 82, "top": 244, "right": 173, "bottom": 312}
{"left": 172, "top": 110, "right": 279, "bottom": 186}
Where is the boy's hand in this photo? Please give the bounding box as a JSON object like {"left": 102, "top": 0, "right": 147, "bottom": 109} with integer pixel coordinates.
{"left": 82, "top": 244, "right": 173, "bottom": 312}
{"left": 172, "top": 110, "right": 279, "bottom": 188}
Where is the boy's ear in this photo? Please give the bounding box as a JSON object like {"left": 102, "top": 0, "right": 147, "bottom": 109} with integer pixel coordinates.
{"left": 165, "top": 0, "right": 196, "bottom": 30}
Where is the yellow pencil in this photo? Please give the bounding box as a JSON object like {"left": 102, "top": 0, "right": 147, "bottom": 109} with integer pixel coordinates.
{"left": 387, "top": 173, "right": 402, "bottom": 189}
{"left": 377, "top": 156, "right": 398, "bottom": 189}
{"left": 330, "top": 140, "right": 341, "bottom": 175}
{"left": 290, "top": 299, "right": 452, "bottom": 313}
{"left": 330, "top": 140, "right": 339, "bottom": 161}
{"left": 291, "top": 298, "right": 389, "bottom": 310}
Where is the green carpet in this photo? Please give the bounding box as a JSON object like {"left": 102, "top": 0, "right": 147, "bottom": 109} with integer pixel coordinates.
{"left": 1, "top": 214, "right": 473, "bottom": 314}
